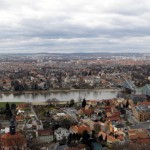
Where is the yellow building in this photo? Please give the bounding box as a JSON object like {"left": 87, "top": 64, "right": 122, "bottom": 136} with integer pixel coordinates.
{"left": 133, "top": 105, "right": 150, "bottom": 122}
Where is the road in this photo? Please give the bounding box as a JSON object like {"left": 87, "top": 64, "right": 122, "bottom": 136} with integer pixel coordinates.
{"left": 31, "top": 105, "right": 38, "bottom": 120}
{"left": 48, "top": 143, "right": 59, "bottom": 150}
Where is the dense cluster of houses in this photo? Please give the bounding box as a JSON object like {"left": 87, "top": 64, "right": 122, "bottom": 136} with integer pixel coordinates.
{"left": 1, "top": 95, "right": 150, "bottom": 149}
{"left": 0, "top": 57, "right": 149, "bottom": 91}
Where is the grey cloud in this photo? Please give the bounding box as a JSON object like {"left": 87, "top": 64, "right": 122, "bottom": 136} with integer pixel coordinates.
{"left": 0, "top": 0, "right": 150, "bottom": 53}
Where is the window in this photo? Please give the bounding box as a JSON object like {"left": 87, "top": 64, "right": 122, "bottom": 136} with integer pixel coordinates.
{"left": 140, "top": 114, "right": 142, "bottom": 118}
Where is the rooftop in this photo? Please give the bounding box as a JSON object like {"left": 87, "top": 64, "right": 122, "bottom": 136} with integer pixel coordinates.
{"left": 1, "top": 132, "right": 26, "bottom": 147}
{"left": 136, "top": 105, "right": 150, "bottom": 112}
{"left": 38, "top": 129, "right": 53, "bottom": 136}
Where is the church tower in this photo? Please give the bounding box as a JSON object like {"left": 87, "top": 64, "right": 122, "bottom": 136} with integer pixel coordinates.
{"left": 9, "top": 118, "right": 16, "bottom": 135}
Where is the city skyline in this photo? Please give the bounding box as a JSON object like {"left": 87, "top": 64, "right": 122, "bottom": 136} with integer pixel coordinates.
{"left": 0, "top": 0, "right": 150, "bottom": 53}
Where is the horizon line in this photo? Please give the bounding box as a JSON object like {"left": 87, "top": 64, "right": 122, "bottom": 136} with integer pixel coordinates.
{"left": 0, "top": 52, "right": 150, "bottom": 54}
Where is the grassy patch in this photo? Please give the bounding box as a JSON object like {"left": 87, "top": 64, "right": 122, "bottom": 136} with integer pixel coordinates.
{"left": 0, "top": 102, "right": 25, "bottom": 108}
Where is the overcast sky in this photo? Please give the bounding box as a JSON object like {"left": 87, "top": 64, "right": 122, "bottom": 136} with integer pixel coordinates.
{"left": 0, "top": 0, "right": 150, "bottom": 53}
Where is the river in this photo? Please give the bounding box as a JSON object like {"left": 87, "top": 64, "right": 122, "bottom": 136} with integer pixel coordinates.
{"left": 0, "top": 89, "right": 120, "bottom": 102}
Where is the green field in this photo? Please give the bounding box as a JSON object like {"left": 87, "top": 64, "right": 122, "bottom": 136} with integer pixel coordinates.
{"left": 0, "top": 102, "right": 25, "bottom": 108}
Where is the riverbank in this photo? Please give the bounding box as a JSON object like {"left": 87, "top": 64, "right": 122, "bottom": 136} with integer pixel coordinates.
{"left": 0, "top": 88, "right": 121, "bottom": 95}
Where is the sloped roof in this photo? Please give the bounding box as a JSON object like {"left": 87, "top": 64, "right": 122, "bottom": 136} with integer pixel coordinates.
{"left": 70, "top": 124, "right": 91, "bottom": 134}
{"left": 107, "top": 135, "right": 116, "bottom": 142}
{"left": 1, "top": 132, "right": 26, "bottom": 147}
{"left": 38, "top": 129, "right": 53, "bottom": 136}
{"left": 142, "top": 84, "right": 150, "bottom": 96}
{"left": 120, "top": 80, "right": 136, "bottom": 90}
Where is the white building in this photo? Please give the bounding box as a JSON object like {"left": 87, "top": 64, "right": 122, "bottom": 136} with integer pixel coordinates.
{"left": 24, "top": 119, "right": 43, "bottom": 130}
{"left": 54, "top": 127, "right": 70, "bottom": 141}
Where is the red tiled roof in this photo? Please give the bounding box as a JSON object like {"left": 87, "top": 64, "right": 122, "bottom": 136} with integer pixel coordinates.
{"left": 107, "top": 135, "right": 116, "bottom": 142}
{"left": 117, "top": 135, "right": 124, "bottom": 141}
{"left": 17, "top": 103, "right": 30, "bottom": 110}
{"left": 80, "top": 108, "right": 94, "bottom": 115}
{"left": 128, "top": 130, "right": 136, "bottom": 134}
{"left": 105, "top": 106, "right": 111, "bottom": 109}
{"left": 128, "top": 129, "right": 149, "bottom": 140}
{"left": 138, "top": 101, "right": 150, "bottom": 106}
{"left": 16, "top": 115, "right": 24, "bottom": 121}
{"left": 70, "top": 124, "right": 91, "bottom": 134}
{"left": 137, "top": 138, "right": 150, "bottom": 144}
{"left": 129, "top": 135, "right": 137, "bottom": 140}
{"left": 106, "top": 116, "right": 120, "bottom": 121}
{"left": 38, "top": 129, "right": 53, "bottom": 136}
{"left": 113, "top": 112, "right": 121, "bottom": 116}
{"left": 1, "top": 132, "right": 26, "bottom": 147}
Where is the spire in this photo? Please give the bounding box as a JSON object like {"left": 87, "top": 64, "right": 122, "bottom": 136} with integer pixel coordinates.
{"left": 9, "top": 117, "right": 16, "bottom": 135}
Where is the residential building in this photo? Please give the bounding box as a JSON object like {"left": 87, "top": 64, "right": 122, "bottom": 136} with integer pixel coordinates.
{"left": 133, "top": 104, "right": 150, "bottom": 122}
{"left": 54, "top": 127, "right": 70, "bottom": 141}
{"left": 70, "top": 124, "right": 91, "bottom": 134}
{"left": 128, "top": 129, "right": 150, "bottom": 142}
{"left": 36, "top": 129, "right": 53, "bottom": 143}
{"left": 0, "top": 118, "right": 27, "bottom": 150}
{"left": 24, "top": 119, "right": 43, "bottom": 130}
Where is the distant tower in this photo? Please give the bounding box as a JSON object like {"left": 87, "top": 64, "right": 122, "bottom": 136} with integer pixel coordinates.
{"left": 9, "top": 118, "right": 16, "bottom": 135}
